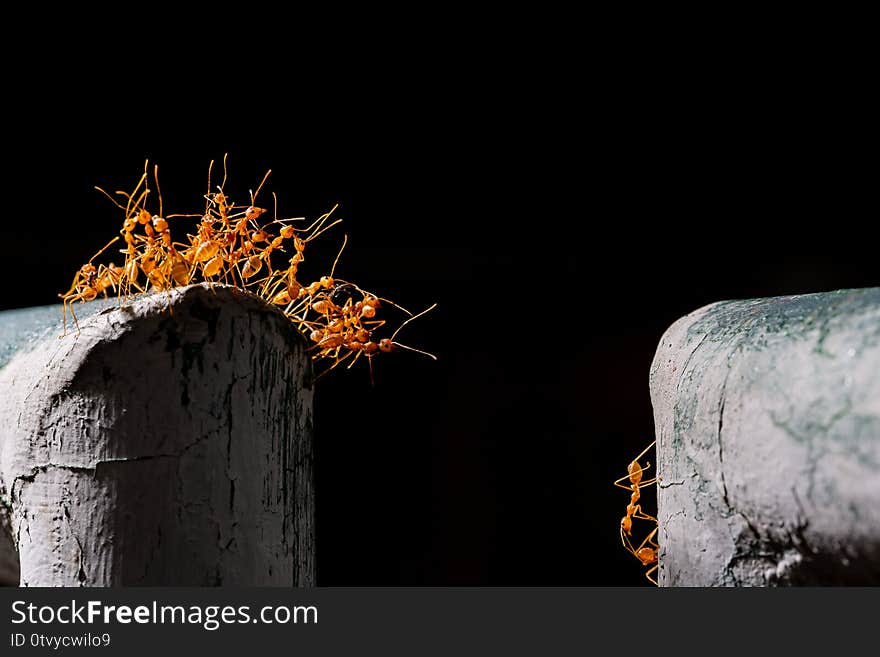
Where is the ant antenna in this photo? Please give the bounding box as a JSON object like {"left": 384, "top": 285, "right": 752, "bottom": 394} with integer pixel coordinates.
{"left": 88, "top": 236, "right": 121, "bottom": 263}
{"left": 388, "top": 303, "right": 439, "bottom": 361}
{"left": 330, "top": 234, "right": 348, "bottom": 279}
{"left": 124, "top": 171, "right": 147, "bottom": 219}
{"left": 220, "top": 152, "right": 229, "bottom": 191}
{"left": 391, "top": 342, "right": 438, "bottom": 361}
{"left": 304, "top": 205, "right": 343, "bottom": 242}
{"left": 250, "top": 169, "right": 272, "bottom": 205}
{"left": 153, "top": 164, "right": 163, "bottom": 218}
{"left": 203, "top": 158, "right": 215, "bottom": 215}
{"left": 390, "top": 303, "right": 437, "bottom": 342}
{"left": 94, "top": 186, "right": 127, "bottom": 211}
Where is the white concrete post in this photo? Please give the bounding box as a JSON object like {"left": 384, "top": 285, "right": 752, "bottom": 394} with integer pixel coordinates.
{"left": 650, "top": 288, "right": 880, "bottom": 585}
{"left": 0, "top": 284, "right": 315, "bottom": 586}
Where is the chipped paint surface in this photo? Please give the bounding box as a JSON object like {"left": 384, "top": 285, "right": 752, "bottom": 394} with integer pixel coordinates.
{"left": 650, "top": 288, "right": 880, "bottom": 586}
{"left": 0, "top": 284, "right": 314, "bottom": 586}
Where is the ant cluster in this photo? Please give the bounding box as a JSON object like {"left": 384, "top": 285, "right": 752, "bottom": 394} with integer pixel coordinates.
{"left": 60, "top": 156, "right": 436, "bottom": 381}
{"left": 614, "top": 440, "right": 659, "bottom": 585}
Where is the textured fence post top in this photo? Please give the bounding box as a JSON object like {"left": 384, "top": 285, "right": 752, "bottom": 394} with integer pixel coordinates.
{"left": 0, "top": 283, "right": 306, "bottom": 371}
{"left": 0, "top": 284, "right": 315, "bottom": 586}
{"left": 650, "top": 287, "right": 880, "bottom": 586}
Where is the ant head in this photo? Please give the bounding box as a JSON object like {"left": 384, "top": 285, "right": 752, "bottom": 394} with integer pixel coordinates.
{"left": 620, "top": 515, "right": 632, "bottom": 534}
{"left": 330, "top": 283, "right": 357, "bottom": 307}
{"left": 379, "top": 339, "right": 395, "bottom": 353}
{"left": 152, "top": 216, "right": 168, "bottom": 232}
{"left": 137, "top": 209, "right": 152, "bottom": 224}
{"left": 280, "top": 225, "right": 295, "bottom": 239}
{"left": 628, "top": 461, "right": 643, "bottom": 483}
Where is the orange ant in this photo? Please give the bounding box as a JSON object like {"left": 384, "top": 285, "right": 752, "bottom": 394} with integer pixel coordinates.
{"left": 94, "top": 162, "right": 158, "bottom": 300}
{"left": 59, "top": 236, "right": 121, "bottom": 335}
{"left": 66, "top": 156, "right": 438, "bottom": 385}
{"left": 221, "top": 170, "right": 272, "bottom": 283}
{"left": 614, "top": 440, "right": 659, "bottom": 586}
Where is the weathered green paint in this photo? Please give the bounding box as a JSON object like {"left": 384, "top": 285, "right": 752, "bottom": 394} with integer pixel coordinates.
{"left": 651, "top": 287, "right": 880, "bottom": 586}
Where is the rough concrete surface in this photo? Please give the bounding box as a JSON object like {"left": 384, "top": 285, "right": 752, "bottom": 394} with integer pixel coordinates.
{"left": 651, "top": 287, "right": 880, "bottom": 586}
{"left": 0, "top": 284, "right": 315, "bottom": 586}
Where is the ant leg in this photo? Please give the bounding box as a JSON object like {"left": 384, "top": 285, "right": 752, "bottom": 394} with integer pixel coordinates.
{"left": 645, "top": 565, "right": 658, "bottom": 586}
{"left": 632, "top": 507, "right": 658, "bottom": 523}
{"left": 263, "top": 275, "right": 288, "bottom": 302}
{"left": 60, "top": 297, "right": 70, "bottom": 338}
{"left": 69, "top": 300, "right": 81, "bottom": 335}
{"left": 646, "top": 528, "right": 660, "bottom": 550}
{"left": 635, "top": 526, "right": 659, "bottom": 552}
{"left": 346, "top": 349, "right": 364, "bottom": 370}
{"left": 621, "top": 526, "right": 640, "bottom": 554}
{"left": 315, "top": 349, "right": 356, "bottom": 381}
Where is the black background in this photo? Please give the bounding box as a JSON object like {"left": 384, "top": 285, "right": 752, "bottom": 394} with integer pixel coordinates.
{"left": 2, "top": 28, "right": 876, "bottom": 586}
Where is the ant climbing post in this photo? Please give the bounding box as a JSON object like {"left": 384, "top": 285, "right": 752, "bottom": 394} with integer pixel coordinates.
{"left": 614, "top": 439, "right": 658, "bottom": 533}
{"left": 615, "top": 440, "right": 660, "bottom": 585}
{"left": 59, "top": 236, "right": 120, "bottom": 336}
